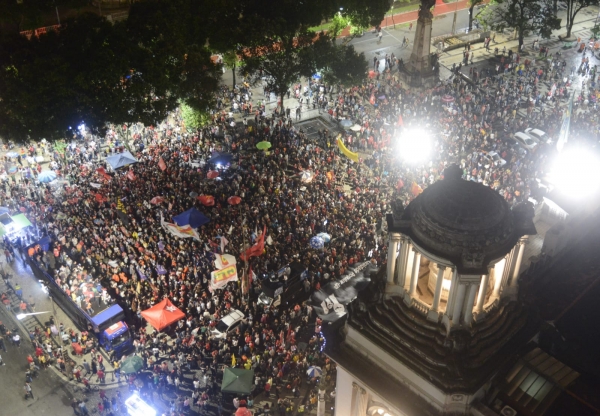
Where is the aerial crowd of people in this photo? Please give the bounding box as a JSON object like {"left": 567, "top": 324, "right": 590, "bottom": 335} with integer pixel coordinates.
{"left": 0, "top": 35, "right": 597, "bottom": 415}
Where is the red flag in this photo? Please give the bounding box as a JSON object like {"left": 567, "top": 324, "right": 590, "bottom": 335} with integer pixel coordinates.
{"left": 240, "top": 225, "right": 266, "bottom": 261}
{"left": 96, "top": 167, "right": 111, "bottom": 181}
{"left": 398, "top": 114, "right": 404, "bottom": 126}
{"left": 248, "top": 265, "right": 253, "bottom": 285}
{"left": 126, "top": 170, "right": 136, "bottom": 181}
{"left": 158, "top": 157, "right": 167, "bottom": 171}
{"left": 94, "top": 193, "right": 106, "bottom": 203}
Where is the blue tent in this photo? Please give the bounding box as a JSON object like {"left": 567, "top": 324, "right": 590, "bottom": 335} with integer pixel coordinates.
{"left": 172, "top": 207, "right": 210, "bottom": 229}
{"left": 106, "top": 151, "right": 138, "bottom": 170}
{"left": 208, "top": 152, "right": 233, "bottom": 166}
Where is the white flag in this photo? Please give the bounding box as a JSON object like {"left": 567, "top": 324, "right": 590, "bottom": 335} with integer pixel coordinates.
{"left": 227, "top": 225, "right": 233, "bottom": 235}
{"left": 266, "top": 235, "right": 273, "bottom": 246}
{"left": 214, "top": 254, "right": 237, "bottom": 270}
{"left": 220, "top": 235, "right": 229, "bottom": 253}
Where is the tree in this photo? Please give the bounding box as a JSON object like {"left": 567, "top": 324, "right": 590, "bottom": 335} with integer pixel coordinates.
{"left": 478, "top": 0, "right": 561, "bottom": 50}
{"left": 564, "top": 0, "right": 598, "bottom": 38}
{"left": 468, "top": 0, "right": 485, "bottom": 31}
{"left": 241, "top": 32, "right": 316, "bottom": 113}
{"left": 221, "top": 50, "right": 239, "bottom": 89}
{"left": 210, "top": 0, "right": 389, "bottom": 112}
{"left": 180, "top": 102, "right": 211, "bottom": 131}
{"left": 313, "top": 37, "right": 367, "bottom": 89}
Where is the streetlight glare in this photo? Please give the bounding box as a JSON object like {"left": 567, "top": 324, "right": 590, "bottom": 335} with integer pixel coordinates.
{"left": 549, "top": 147, "right": 600, "bottom": 198}
{"left": 16, "top": 311, "right": 51, "bottom": 320}
{"left": 396, "top": 128, "right": 431, "bottom": 164}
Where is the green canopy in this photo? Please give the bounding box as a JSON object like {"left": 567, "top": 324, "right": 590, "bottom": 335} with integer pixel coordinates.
{"left": 121, "top": 355, "right": 144, "bottom": 374}
{"left": 221, "top": 367, "right": 254, "bottom": 395}
{"left": 11, "top": 214, "right": 32, "bottom": 229}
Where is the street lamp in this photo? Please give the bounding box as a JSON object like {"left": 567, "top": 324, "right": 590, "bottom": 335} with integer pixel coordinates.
{"left": 548, "top": 147, "right": 600, "bottom": 199}
{"left": 396, "top": 128, "right": 432, "bottom": 164}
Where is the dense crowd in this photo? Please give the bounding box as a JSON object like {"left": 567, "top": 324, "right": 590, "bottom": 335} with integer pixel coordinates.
{"left": 0, "top": 40, "right": 597, "bottom": 415}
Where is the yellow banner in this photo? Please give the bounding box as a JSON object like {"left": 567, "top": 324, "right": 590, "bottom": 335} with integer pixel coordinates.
{"left": 336, "top": 135, "right": 359, "bottom": 162}
{"left": 211, "top": 264, "right": 238, "bottom": 284}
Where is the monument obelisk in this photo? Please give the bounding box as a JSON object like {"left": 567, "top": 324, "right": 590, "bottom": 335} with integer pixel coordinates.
{"left": 401, "top": 0, "right": 438, "bottom": 87}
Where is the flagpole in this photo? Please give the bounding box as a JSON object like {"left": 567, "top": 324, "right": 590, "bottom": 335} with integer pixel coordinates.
{"left": 243, "top": 224, "right": 249, "bottom": 303}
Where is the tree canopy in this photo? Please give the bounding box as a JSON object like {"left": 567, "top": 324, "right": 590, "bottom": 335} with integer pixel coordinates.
{"left": 0, "top": 0, "right": 220, "bottom": 142}
{"left": 478, "top": 0, "right": 561, "bottom": 49}
{"left": 0, "top": 0, "right": 388, "bottom": 142}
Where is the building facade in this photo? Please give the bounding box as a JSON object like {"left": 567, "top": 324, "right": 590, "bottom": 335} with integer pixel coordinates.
{"left": 330, "top": 166, "right": 537, "bottom": 415}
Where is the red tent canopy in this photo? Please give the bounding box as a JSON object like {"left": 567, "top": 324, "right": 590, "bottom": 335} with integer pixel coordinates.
{"left": 140, "top": 298, "right": 185, "bottom": 331}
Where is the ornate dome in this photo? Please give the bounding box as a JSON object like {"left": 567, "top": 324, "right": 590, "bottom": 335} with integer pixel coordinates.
{"left": 388, "top": 165, "right": 535, "bottom": 273}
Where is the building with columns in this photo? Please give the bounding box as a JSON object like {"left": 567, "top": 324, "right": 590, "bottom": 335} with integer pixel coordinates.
{"left": 328, "top": 165, "right": 539, "bottom": 415}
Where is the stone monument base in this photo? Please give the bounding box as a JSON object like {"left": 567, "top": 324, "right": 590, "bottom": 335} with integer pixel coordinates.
{"left": 397, "top": 64, "right": 439, "bottom": 88}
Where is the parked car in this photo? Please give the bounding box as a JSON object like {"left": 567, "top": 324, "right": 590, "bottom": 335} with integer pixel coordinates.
{"left": 483, "top": 151, "right": 507, "bottom": 168}
{"left": 524, "top": 128, "right": 551, "bottom": 144}
{"left": 211, "top": 309, "right": 245, "bottom": 339}
{"left": 513, "top": 132, "right": 538, "bottom": 151}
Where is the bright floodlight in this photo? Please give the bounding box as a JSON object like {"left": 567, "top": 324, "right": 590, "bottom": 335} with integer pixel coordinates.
{"left": 549, "top": 147, "right": 600, "bottom": 198}
{"left": 397, "top": 128, "right": 431, "bottom": 164}
{"left": 16, "top": 311, "right": 50, "bottom": 320}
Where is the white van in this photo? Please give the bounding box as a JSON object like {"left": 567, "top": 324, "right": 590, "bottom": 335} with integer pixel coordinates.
{"left": 211, "top": 309, "right": 245, "bottom": 339}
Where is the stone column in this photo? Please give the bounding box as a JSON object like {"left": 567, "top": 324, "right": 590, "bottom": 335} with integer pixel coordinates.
{"left": 491, "top": 261, "right": 503, "bottom": 298}
{"left": 408, "top": 251, "right": 421, "bottom": 297}
{"left": 387, "top": 233, "right": 401, "bottom": 285}
{"left": 474, "top": 273, "right": 490, "bottom": 316}
{"left": 396, "top": 238, "right": 409, "bottom": 287}
{"left": 463, "top": 284, "right": 479, "bottom": 326}
{"left": 408, "top": 1, "right": 435, "bottom": 76}
{"left": 451, "top": 283, "right": 467, "bottom": 324}
{"left": 501, "top": 247, "right": 516, "bottom": 288}
{"left": 510, "top": 238, "right": 527, "bottom": 286}
{"left": 427, "top": 265, "right": 446, "bottom": 322}
{"left": 431, "top": 265, "right": 446, "bottom": 311}
{"left": 403, "top": 245, "right": 415, "bottom": 291}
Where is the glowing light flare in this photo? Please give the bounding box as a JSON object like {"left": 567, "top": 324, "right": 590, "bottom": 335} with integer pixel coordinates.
{"left": 549, "top": 147, "right": 600, "bottom": 199}
{"left": 396, "top": 128, "right": 432, "bottom": 164}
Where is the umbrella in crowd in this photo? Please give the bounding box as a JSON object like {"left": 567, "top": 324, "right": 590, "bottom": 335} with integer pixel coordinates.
{"left": 378, "top": 95, "right": 386, "bottom": 100}
{"left": 207, "top": 170, "right": 219, "bottom": 179}
{"left": 38, "top": 171, "right": 57, "bottom": 183}
{"left": 227, "top": 196, "right": 242, "bottom": 205}
{"left": 441, "top": 94, "right": 455, "bottom": 103}
{"left": 340, "top": 119, "right": 353, "bottom": 128}
{"left": 312, "top": 73, "right": 322, "bottom": 79}
{"left": 368, "top": 70, "right": 376, "bottom": 79}
{"left": 350, "top": 125, "right": 362, "bottom": 132}
{"left": 307, "top": 366, "right": 322, "bottom": 378}
{"left": 6, "top": 152, "right": 18, "bottom": 158}
{"left": 256, "top": 141, "right": 272, "bottom": 150}
{"left": 198, "top": 195, "right": 215, "bottom": 206}
{"left": 7, "top": 166, "right": 17, "bottom": 174}
{"left": 316, "top": 232, "right": 331, "bottom": 243}
{"left": 300, "top": 171, "right": 314, "bottom": 183}
{"left": 309, "top": 236, "right": 324, "bottom": 249}
{"left": 121, "top": 355, "right": 144, "bottom": 374}
{"left": 150, "top": 196, "right": 165, "bottom": 204}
